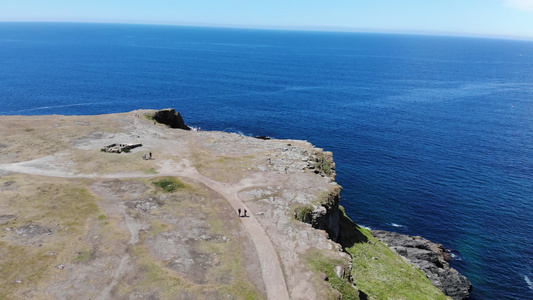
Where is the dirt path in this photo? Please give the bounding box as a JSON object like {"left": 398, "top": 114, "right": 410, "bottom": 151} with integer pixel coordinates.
{"left": 97, "top": 255, "right": 130, "bottom": 300}
{"left": 158, "top": 159, "right": 290, "bottom": 300}
{"left": 0, "top": 157, "right": 291, "bottom": 300}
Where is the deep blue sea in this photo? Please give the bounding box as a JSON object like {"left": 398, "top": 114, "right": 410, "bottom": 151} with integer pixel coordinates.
{"left": 1, "top": 22, "right": 533, "bottom": 299}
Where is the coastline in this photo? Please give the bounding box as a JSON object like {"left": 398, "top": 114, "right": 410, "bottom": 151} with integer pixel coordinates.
{"left": 0, "top": 109, "right": 470, "bottom": 299}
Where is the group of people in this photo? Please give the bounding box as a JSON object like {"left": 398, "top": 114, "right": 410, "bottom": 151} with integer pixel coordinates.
{"left": 142, "top": 152, "right": 153, "bottom": 160}
{"left": 237, "top": 208, "right": 248, "bottom": 217}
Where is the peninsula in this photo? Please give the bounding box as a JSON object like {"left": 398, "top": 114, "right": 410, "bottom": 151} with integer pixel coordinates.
{"left": 0, "top": 109, "right": 470, "bottom": 299}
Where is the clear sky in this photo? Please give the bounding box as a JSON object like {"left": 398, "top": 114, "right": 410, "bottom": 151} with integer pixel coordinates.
{"left": 1, "top": 0, "right": 533, "bottom": 39}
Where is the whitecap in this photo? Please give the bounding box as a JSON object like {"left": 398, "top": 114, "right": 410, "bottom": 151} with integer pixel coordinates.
{"left": 4, "top": 102, "right": 110, "bottom": 114}
{"left": 525, "top": 275, "right": 532, "bottom": 290}
{"left": 449, "top": 253, "right": 463, "bottom": 261}
{"left": 360, "top": 224, "right": 373, "bottom": 231}
{"left": 391, "top": 223, "right": 404, "bottom": 228}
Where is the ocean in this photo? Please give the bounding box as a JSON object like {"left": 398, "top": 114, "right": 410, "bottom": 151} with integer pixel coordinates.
{"left": 1, "top": 22, "right": 532, "bottom": 299}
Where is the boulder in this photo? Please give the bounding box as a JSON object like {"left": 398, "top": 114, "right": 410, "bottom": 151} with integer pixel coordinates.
{"left": 372, "top": 230, "right": 472, "bottom": 300}
{"left": 153, "top": 109, "right": 190, "bottom": 130}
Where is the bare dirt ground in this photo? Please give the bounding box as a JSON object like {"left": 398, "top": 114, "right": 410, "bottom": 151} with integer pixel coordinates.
{"left": 0, "top": 111, "right": 349, "bottom": 299}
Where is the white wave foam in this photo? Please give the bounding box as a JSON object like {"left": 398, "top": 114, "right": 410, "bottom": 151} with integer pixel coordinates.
{"left": 391, "top": 223, "right": 404, "bottom": 228}
{"left": 525, "top": 275, "right": 532, "bottom": 290}
{"left": 449, "top": 253, "right": 463, "bottom": 261}
{"left": 360, "top": 224, "right": 373, "bottom": 231}
{"left": 4, "top": 102, "right": 110, "bottom": 114}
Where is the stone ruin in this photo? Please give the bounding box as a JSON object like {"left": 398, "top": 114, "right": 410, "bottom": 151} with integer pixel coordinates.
{"left": 102, "top": 143, "right": 142, "bottom": 153}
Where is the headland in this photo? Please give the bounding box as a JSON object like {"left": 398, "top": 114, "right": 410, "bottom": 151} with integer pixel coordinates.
{"left": 0, "top": 109, "right": 470, "bottom": 299}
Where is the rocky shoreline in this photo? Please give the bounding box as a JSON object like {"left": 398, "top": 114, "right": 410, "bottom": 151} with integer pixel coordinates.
{"left": 297, "top": 168, "right": 473, "bottom": 299}
{"left": 372, "top": 230, "right": 472, "bottom": 300}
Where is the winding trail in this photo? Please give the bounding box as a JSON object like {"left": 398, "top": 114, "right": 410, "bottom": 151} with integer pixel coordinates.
{"left": 0, "top": 157, "right": 291, "bottom": 300}
{"left": 158, "top": 159, "right": 290, "bottom": 300}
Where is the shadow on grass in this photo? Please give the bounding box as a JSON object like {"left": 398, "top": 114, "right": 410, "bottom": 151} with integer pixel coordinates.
{"left": 337, "top": 212, "right": 368, "bottom": 248}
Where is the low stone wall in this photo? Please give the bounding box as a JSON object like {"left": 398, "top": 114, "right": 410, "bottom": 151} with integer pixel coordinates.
{"left": 102, "top": 143, "right": 142, "bottom": 153}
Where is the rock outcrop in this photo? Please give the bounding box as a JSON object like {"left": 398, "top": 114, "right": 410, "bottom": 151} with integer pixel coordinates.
{"left": 294, "top": 184, "right": 342, "bottom": 242}
{"left": 291, "top": 148, "right": 341, "bottom": 241}
{"left": 153, "top": 108, "right": 190, "bottom": 130}
{"left": 372, "top": 230, "right": 472, "bottom": 300}
{"left": 307, "top": 150, "right": 337, "bottom": 179}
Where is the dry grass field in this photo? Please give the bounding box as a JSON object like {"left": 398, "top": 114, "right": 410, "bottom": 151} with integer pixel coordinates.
{"left": 0, "top": 110, "right": 449, "bottom": 300}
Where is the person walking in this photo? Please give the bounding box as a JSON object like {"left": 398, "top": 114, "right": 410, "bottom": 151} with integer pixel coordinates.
{"left": 238, "top": 208, "right": 241, "bottom": 217}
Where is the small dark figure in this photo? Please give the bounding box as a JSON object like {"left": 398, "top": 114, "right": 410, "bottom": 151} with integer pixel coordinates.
{"left": 238, "top": 208, "right": 241, "bottom": 217}
{"left": 244, "top": 209, "right": 247, "bottom": 217}
{"left": 149, "top": 152, "right": 152, "bottom": 159}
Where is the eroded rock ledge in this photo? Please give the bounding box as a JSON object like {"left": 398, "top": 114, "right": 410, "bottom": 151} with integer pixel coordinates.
{"left": 153, "top": 108, "right": 190, "bottom": 130}
{"left": 372, "top": 230, "right": 472, "bottom": 300}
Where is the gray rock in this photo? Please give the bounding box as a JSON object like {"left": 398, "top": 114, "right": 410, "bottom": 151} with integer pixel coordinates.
{"left": 372, "top": 230, "right": 472, "bottom": 300}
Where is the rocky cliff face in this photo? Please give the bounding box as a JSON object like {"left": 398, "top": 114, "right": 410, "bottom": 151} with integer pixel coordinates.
{"left": 153, "top": 108, "right": 190, "bottom": 130}
{"left": 372, "top": 230, "right": 472, "bottom": 300}
{"left": 294, "top": 148, "right": 472, "bottom": 299}
{"left": 292, "top": 149, "right": 341, "bottom": 241}
{"left": 307, "top": 184, "right": 342, "bottom": 242}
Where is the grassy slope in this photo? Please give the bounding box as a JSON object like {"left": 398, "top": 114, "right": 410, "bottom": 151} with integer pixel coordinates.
{"left": 338, "top": 208, "right": 450, "bottom": 300}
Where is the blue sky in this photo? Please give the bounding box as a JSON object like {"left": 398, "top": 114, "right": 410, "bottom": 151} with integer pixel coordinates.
{"left": 1, "top": 0, "right": 533, "bottom": 38}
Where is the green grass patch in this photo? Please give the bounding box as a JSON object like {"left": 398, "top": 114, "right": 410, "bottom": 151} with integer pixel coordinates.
{"left": 293, "top": 204, "right": 314, "bottom": 223}
{"left": 316, "top": 153, "right": 333, "bottom": 176}
{"left": 152, "top": 177, "right": 187, "bottom": 193}
{"left": 144, "top": 113, "right": 155, "bottom": 121}
{"left": 97, "top": 214, "right": 107, "bottom": 221}
{"left": 338, "top": 211, "right": 450, "bottom": 300}
{"left": 305, "top": 249, "right": 360, "bottom": 299}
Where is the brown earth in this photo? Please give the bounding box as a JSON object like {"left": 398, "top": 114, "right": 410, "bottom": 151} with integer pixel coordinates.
{"left": 0, "top": 110, "right": 350, "bottom": 300}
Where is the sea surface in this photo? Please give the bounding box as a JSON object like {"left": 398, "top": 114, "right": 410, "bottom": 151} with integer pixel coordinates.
{"left": 1, "top": 22, "right": 533, "bottom": 299}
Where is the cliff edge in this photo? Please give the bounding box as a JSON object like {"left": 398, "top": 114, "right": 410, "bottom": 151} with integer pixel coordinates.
{"left": 0, "top": 109, "right": 469, "bottom": 299}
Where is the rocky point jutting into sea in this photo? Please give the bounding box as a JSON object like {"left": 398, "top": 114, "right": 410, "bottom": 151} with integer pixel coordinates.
{"left": 0, "top": 109, "right": 470, "bottom": 299}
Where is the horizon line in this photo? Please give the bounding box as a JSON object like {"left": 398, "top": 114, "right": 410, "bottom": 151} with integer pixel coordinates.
{"left": 2, "top": 20, "right": 533, "bottom": 42}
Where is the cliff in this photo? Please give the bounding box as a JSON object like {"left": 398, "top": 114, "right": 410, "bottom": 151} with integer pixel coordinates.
{"left": 296, "top": 180, "right": 472, "bottom": 299}
{"left": 0, "top": 109, "right": 469, "bottom": 300}
{"left": 291, "top": 146, "right": 472, "bottom": 299}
